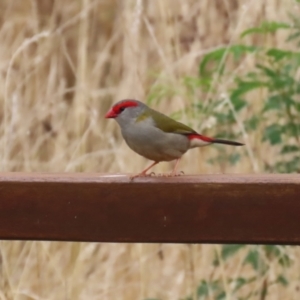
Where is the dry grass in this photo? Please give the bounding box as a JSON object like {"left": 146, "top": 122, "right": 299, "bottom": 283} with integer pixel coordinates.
{"left": 0, "top": 0, "right": 299, "bottom": 299}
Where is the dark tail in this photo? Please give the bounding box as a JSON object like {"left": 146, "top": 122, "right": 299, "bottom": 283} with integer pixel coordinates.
{"left": 212, "top": 138, "right": 244, "bottom": 146}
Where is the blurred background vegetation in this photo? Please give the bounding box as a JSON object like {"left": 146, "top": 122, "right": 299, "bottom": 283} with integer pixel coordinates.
{"left": 0, "top": 0, "right": 300, "bottom": 299}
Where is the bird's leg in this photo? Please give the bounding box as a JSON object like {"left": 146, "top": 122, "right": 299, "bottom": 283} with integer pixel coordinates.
{"left": 130, "top": 161, "right": 159, "bottom": 179}
{"left": 156, "top": 158, "right": 184, "bottom": 177}
{"left": 170, "top": 158, "right": 182, "bottom": 176}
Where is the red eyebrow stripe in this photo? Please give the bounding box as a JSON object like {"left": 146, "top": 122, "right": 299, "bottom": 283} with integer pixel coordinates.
{"left": 187, "top": 134, "right": 213, "bottom": 142}
{"left": 113, "top": 100, "right": 138, "bottom": 113}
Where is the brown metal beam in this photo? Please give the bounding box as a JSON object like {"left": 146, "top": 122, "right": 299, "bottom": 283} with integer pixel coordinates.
{"left": 0, "top": 173, "right": 299, "bottom": 244}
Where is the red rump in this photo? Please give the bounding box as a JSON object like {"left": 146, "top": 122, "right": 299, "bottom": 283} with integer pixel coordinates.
{"left": 113, "top": 100, "right": 138, "bottom": 114}
{"left": 187, "top": 134, "right": 213, "bottom": 142}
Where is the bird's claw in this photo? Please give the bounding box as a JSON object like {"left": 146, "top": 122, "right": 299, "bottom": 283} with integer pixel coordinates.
{"left": 130, "top": 170, "right": 184, "bottom": 180}
{"left": 129, "top": 172, "right": 156, "bottom": 180}
{"left": 155, "top": 171, "right": 185, "bottom": 177}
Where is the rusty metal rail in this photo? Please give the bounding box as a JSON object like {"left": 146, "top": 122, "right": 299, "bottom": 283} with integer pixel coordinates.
{"left": 0, "top": 173, "right": 299, "bottom": 244}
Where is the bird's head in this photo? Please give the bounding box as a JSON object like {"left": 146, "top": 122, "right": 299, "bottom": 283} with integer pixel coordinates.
{"left": 105, "top": 99, "right": 147, "bottom": 127}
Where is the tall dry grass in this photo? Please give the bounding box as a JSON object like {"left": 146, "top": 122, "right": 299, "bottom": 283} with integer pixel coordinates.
{"left": 0, "top": 0, "right": 299, "bottom": 299}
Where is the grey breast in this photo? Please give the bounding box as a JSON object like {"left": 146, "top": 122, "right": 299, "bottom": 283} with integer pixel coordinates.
{"left": 121, "top": 118, "right": 190, "bottom": 162}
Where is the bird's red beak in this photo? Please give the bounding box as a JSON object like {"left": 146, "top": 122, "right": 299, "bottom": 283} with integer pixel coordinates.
{"left": 105, "top": 109, "right": 117, "bottom": 118}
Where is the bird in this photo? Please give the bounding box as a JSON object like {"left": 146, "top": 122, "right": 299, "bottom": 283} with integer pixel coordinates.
{"left": 105, "top": 99, "right": 244, "bottom": 178}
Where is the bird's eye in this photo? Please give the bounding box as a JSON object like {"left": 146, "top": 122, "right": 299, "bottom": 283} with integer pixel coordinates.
{"left": 119, "top": 107, "right": 125, "bottom": 112}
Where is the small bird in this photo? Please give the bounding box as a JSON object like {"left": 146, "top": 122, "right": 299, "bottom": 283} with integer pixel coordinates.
{"left": 105, "top": 99, "right": 243, "bottom": 178}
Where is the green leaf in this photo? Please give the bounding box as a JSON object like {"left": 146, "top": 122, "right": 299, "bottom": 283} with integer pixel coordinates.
{"left": 294, "top": 104, "right": 300, "bottom": 115}
{"left": 232, "top": 277, "right": 256, "bottom": 292}
{"left": 199, "top": 45, "right": 258, "bottom": 76}
{"left": 274, "top": 156, "right": 300, "bottom": 173}
{"left": 263, "top": 124, "right": 282, "bottom": 145}
{"left": 276, "top": 275, "right": 289, "bottom": 286}
{"left": 245, "top": 115, "right": 261, "bottom": 131}
{"left": 286, "top": 31, "right": 300, "bottom": 43}
{"left": 244, "top": 249, "right": 259, "bottom": 270}
{"left": 221, "top": 245, "right": 245, "bottom": 260}
{"left": 231, "top": 80, "right": 268, "bottom": 98}
{"left": 197, "top": 280, "right": 223, "bottom": 297}
{"left": 279, "top": 254, "right": 291, "bottom": 267}
{"left": 266, "top": 49, "right": 293, "bottom": 61}
{"left": 280, "top": 145, "right": 300, "bottom": 154}
{"left": 230, "top": 45, "right": 258, "bottom": 60}
{"left": 197, "top": 280, "right": 210, "bottom": 297}
{"left": 214, "top": 112, "right": 235, "bottom": 125}
{"left": 256, "top": 64, "right": 277, "bottom": 78}
{"left": 199, "top": 47, "right": 227, "bottom": 76}
{"left": 241, "top": 21, "right": 290, "bottom": 38}
{"left": 243, "top": 249, "right": 266, "bottom": 273}
{"left": 216, "top": 291, "right": 226, "bottom": 300}
{"left": 264, "top": 245, "right": 280, "bottom": 258}
{"left": 263, "top": 95, "right": 283, "bottom": 111}
{"left": 264, "top": 246, "right": 291, "bottom": 267}
{"left": 184, "top": 76, "right": 211, "bottom": 91}
{"left": 230, "top": 97, "right": 247, "bottom": 111}
{"left": 283, "top": 122, "right": 300, "bottom": 137}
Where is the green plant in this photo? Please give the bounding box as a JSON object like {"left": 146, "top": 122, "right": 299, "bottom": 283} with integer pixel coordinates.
{"left": 182, "top": 245, "right": 291, "bottom": 300}
{"left": 148, "top": 15, "right": 300, "bottom": 173}
{"left": 147, "top": 10, "right": 299, "bottom": 300}
{"left": 199, "top": 17, "right": 300, "bottom": 173}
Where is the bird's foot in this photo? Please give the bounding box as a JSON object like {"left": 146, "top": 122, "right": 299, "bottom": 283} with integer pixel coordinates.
{"left": 156, "top": 171, "right": 185, "bottom": 177}
{"left": 174, "top": 170, "right": 185, "bottom": 176}
{"left": 130, "top": 171, "right": 184, "bottom": 180}
{"left": 129, "top": 172, "right": 156, "bottom": 180}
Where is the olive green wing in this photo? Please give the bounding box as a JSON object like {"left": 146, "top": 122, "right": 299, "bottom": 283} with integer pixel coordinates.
{"left": 150, "top": 108, "right": 197, "bottom": 135}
